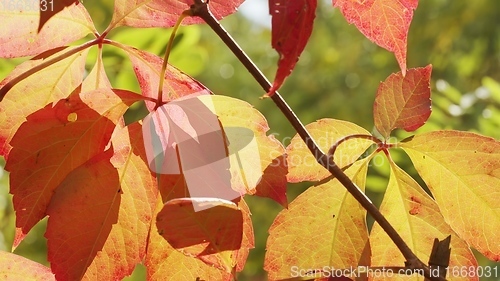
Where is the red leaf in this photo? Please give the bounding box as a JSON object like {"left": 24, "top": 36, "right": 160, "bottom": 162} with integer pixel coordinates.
{"left": 373, "top": 65, "right": 432, "bottom": 138}
{"left": 156, "top": 197, "right": 244, "bottom": 272}
{"left": 125, "top": 47, "right": 210, "bottom": 109}
{"left": 254, "top": 152, "right": 288, "bottom": 208}
{"left": 0, "top": 251, "right": 55, "bottom": 280}
{"left": 38, "top": 0, "right": 81, "bottom": 32}
{"left": 333, "top": 0, "right": 419, "bottom": 75}
{"left": 5, "top": 89, "right": 141, "bottom": 247}
{"left": 268, "top": 0, "right": 317, "bottom": 95}
{"left": 109, "top": 0, "right": 245, "bottom": 29}
{"left": 0, "top": 4, "right": 95, "bottom": 58}
{"left": 91, "top": 122, "right": 158, "bottom": 279}
{"left": 45, "top": 149, "right": 120, "bottom": 281}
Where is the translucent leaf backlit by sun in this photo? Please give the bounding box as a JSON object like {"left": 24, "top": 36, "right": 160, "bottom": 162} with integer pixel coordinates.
{"left": 45, "top": 149, "right": 120, "bottom": 281}
{"left": 0, "top": 47, "right": 88, "bottom": 157}
{"left": 125, "top": 46, "right": 210, "bottom": 108}
{"left": 286, "top": 118, "right": 373, "bottom": 182}
{"left": 156, "top": 198, "right": 243, "bottom": 272}
{"left": 73, "top": 123, "right": 157, "bottom": 280}
{"left": 333, "top": 0, "right": 418, "bottom": 74}
{"left": 268, "top": 0, "right": 317, "bottom": 95}
{"left": 373, "top": 65, "right": 432, "bottom": 138}
{"left": 0, "top": 251, "right": 55, "bottom": 281}
{"left": 38, "top": 0, "right": 82, "bottom": 32}
{"left": 0, "top": 4, "right": 95, "bottom": 58}
{"left": 401, "top": 131, "right": 500, "bottom": 261}
{"left": 370, "top": 162, "right": 477, "bottom": 280}
{"left": 264, "top": 159, "right": 370, "bottom": 280}
{"left": 109, "top": 0, "right": 244, "bottom": 29}
{"left": 143, "top": 95, "right": 287, "bottom": 207}
{"left": 146, "top": 197, "right": 248, "bottom": 280}
{"left": 4, "top": 89, "right": 141, "bottom": 248}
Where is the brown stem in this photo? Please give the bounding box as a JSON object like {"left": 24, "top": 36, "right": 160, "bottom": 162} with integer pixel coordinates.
{"left": 190, "top": 1, "right": 445, "bottom": 280}
{"left": 327, "top": 134, "right": 381, "bottom": 157}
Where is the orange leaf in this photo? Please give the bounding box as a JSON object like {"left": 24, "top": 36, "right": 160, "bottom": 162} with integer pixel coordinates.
{"left": 373, "top": 65, "right": 432, "bottom": 139}
{"left": 370, "top": 162, "right": 478, "bottom": 280}
{"left": 145, "top": 196, "right": 234, "bottom": 280}
{"left": 0, "top": 47, "right": 88, "bottom": 157}
{"left": 264, "top": 159, "right": 370, "bottom": 280}
{"left": 5, "top": 89, "right": 141, "bottom": 247}
{"left": 0, "top": 4, "right": 95, "bottom": 58}
{"left": 0, "top": 251, "right": 55, "bottom": 280}
{"left": 76, "top": 122, "right": 158, "bottom": 280}
{"left": 401, "top": 131, "right": 500, "bottom": 261}
{"left": 268, "top": 0, "right": 317, "bottom": 95}
{"left": 286, "top": 119, "right": 373, "bottom": 182}
{"left": 156, "top": 197, "right": 243, "bottom": 272}
{"left": 108, "top": 0, "right": 244, "bottom": 29}
{"left": 333, "top": 0, "right": 418, "bottom": 74}
{"left": 45, "top": 149, "right": 120, "bottom": 281}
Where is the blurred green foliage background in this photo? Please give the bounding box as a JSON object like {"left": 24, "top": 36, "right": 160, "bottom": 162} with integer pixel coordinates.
{"left": 0, "top": 0, "right": 499, "bottom": 280}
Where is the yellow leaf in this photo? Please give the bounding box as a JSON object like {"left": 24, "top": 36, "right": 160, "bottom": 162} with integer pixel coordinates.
{"left": 370, "top": 162, "right": 478, "bottom": 280}
{"left": 401, "top": 130, "right": 500, "bottom": 261}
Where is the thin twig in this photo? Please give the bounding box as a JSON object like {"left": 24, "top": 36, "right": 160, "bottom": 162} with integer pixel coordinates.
{"left": 189, "top": 1, "right": 445, "bottom": 280}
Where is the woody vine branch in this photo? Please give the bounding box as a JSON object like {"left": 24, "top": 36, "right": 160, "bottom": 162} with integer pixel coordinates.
{"left": 189, "top": 1, "right": 446, "bottom": 280}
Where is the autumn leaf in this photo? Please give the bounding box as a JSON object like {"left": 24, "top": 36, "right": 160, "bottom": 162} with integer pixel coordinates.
{"left": 0, "top": 4, "right": 95, "bottom": 58}
{"left": 81, "top": 48, "right": 112, "bottom": 92}
{"left": 264, "top": 159, "right": 370, "bottom": 280}
{"left": 157, "top": 198, "right": 243, "bottom": 272}
{"left": 5, "top": 89, "right": 142, "bottom": 248}
{"left": 124, "top": 46, "right": 210, "bottom": 108}
{"left": 38, "top": 0, "right": 82, "bottom": 32}
{"left": 333, "top": 0, "right": 419, "bottom": 75}
{"left": 91, "top": 122, "right": 158, "bottom": 279}
{"left": 45, "top": 149, "right": 120, "bottom": 281}
{"left": 373, "top": 65, "right": 432, "bottom": 139}
{"left": 286, "top": 119, "right": 373, "bottom": 183}
{"left": 268, "top": 0, "right": 317, "bottom": 95}
{"left": 401, "top": 131, "right": 500, "bottom": 261}
{"left": 0, "top": 47, "right": 88, "bottom": 157}
{"left": 145, "top": 197, "right": 233, "bottom": 280}
{"left": 0, "top": 251, "right": 55, "bottom": 281}
{"left": 370, "top": 161, "right": 478, "bottom": 280}
{"left": 143, "top": 95, "right": 287, "bottom": 206}
{"left": 108, "top": 0, "right": 244, "bottom": 29}
{"left": 45, "top": 122, "right": 157, "bottom": 280}
{"left": 205, "top": 95, "right": 288, "bottom": 206}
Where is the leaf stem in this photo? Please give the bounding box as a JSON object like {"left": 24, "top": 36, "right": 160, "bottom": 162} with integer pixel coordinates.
{"left": 327, "top": 134, "right": 381, "bottom": 158}
{"left": 156, "top": 10, "right": 191, "bottom": 109}
{"left": 0, "top": 39, "right": 98, "bottom": 101}
{"left": 190, "top": 1, "right": 445, "bottom": 280}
